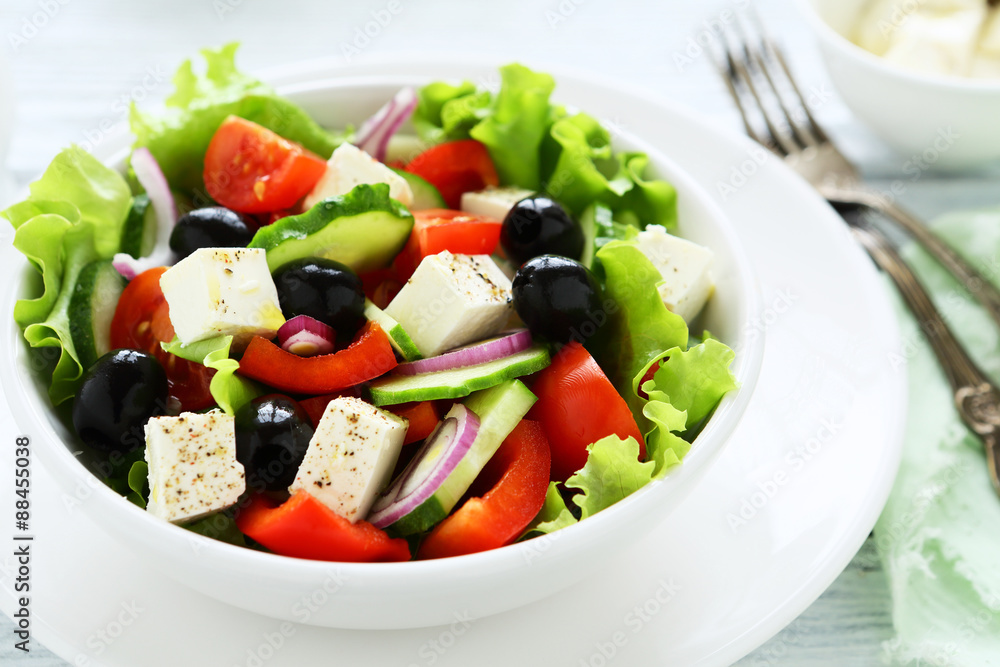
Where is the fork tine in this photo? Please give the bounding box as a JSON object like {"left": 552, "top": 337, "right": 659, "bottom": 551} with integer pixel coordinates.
{"left": 707, "top": 33, "right": 772, "bottom": 148}
{"left": 747, "top": 11, "right": 830, "bottom": 146}
{"left": 737, "top": 14, "right": 821, "bottom": 150}
{"left": 718, "top": 19, "right": 800, "bottom": 156}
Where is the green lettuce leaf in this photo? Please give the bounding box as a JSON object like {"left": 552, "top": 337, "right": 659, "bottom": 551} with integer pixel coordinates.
{"left": 20, "top": 147, "right": 131, "bottom": 258}
{"left": 540, "top": 113, "right": 678, "bottom": 228}
{"left": 185, "top": 510, "right": 246, "bottom": 547}
{"left": 412, "top": 80, "right": 479, "bottom": 144}
{"left": 127, "top": 461, "right": 149, "bottom": 508}
{"left": 592, "top": 241, "right": 688, "bottom": 426}
{"left": 578, "top": 202, "right": 640, "bottom": 268}
{"left": 162, "top": 336, "right": 262, "bottom": 415}
{"left": 3, "top": 146, "right": 135, "bottom": 404}
{"left": 522, "top": 482, "right": 578, "bottom": 537}
{"left": 642, "top": 400, "right": 691, "bottom": 478}
{"left": 21, "top": 224, "right": 101, "bottom": 404}
{"left": 642, "top": 339, "right": 738, "bottom": 430}
{"left": 469, "top": 64, "right": 555, "bottom": 190}
{"left": 130, "top": 43, "right": 340, "bottom": 195}
{"left": 566, "top": 436, "right": 655, "bottom": 519}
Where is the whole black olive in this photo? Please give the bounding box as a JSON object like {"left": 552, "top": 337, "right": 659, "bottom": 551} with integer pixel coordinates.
{"left": 512, "top": 255, "right": 605, "bottom": 344}
{"left": 169, "top": 207, "right": 253, "bottom": 260}
{"left": 72, "top": 349, "right": 169, "bottom": 454}
{"left": 272, "top": 258, "right": 366, "bottom": 339}
{"left": 501, "top": 196, "right": 584, "bottom": 265}
{"left": 234, "top": 394, "right": 314, "bottom": 492}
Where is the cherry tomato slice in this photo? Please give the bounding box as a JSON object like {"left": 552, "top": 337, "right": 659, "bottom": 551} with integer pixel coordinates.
{"left": 528, "top": 342, "right": 645, "bottom": 481}
{"left": 404, "top": 140, "right": 499, "bottom": 209}
{"left": 393, "top": 209, "right": 502, "bottom": 279}
{"left": 204, "top": 116, "right": 327, "bottom": 214}
{"left": 109, "top": 267, "right": 215, "bottom": 412}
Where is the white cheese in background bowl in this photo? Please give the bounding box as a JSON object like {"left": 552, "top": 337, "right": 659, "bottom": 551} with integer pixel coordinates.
{"left": 798, "top": 0, "right": 1000, "bottom": 170}
{"left": 0, "top": 65, "right": 764, "bottom": 630}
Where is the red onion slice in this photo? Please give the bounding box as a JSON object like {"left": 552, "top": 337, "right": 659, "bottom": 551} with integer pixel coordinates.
{"left": 113, "top": 148, "right": 178, "bottom": 279}
{"left": 278, "top": 315, "right": 336, "bottom": 357}
{"left": 354, "top": 87, "right": 417, "bottom": 163}
{"left": 367, "top": 404, "right": 479, "bottom": 528}
{"left": 393, "top": 330, "right": 533, "bottom": 376}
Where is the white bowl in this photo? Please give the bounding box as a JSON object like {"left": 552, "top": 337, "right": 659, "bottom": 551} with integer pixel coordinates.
{"left": 798, "top": 0, "right": 1000, "bottom": 170}
{"left": 0, "top": 67, "right": 764, "bottom": 630}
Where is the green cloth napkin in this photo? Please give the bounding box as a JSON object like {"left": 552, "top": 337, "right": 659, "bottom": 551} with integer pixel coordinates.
{"left": 875, "top": 210, "right": 1000, "bottom": 665}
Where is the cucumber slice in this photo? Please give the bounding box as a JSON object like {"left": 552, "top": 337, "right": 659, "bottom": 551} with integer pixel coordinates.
{"left": 391, "top": 168, "right": 446, "bottom": 210}
{"left": 369, "top": 345, "right": 550, "bottom": 406}
{"left": 119, "top": 194, "right": 157, "bottom": 258}
{"left": 69, "top": 260, "right": 126, "bottom": 370}
{"left": 247, "top": 183, "right": 414, "bottom": 273}
{"left": 364, "top": 299, "right": 422, "bottom": 361}
{"left": 389, "top": 379, "right": 537, "bottom": 535}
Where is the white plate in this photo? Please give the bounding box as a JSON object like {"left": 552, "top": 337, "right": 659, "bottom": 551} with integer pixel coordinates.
{"left": 0, "top": 59, "right": 905, "bottom": 666}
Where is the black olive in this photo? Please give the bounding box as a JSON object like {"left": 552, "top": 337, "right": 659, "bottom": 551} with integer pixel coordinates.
{"left": 501, "top": 196, "right": 584, "bottom": 265}
{"left": 512, "top": 255, "right": 605, "bottom": 344}
{"left": 272, "top": 258, "right": 366, "bottom": 339}
{"left": 169, "top": 207, "right": 253, "bottom": 260}
{"left": 72, "top": 349, "right": 168, "bottom": 454}
{"left": 234, "top": 394, "right": 314, "bottom": 492}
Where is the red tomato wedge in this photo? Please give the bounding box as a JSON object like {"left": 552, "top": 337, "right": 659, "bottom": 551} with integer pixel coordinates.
{"left": 404, "top": 140, "right": 499, "bottom": 209}
{"left": 528, "top": 342, "right": 645, "bottom": 481}
{"left": 394, "top": 209, "right": 502, "bottom": 279}
{"left": 238, "top": 321, "right": 397, "bottom": 394}
{"left": 204, "top": 116, "right": 327, "bottom": 214}
{"left": 109, "top": 267, "right": 215, "bottom": 411}
{"left": 417, "top": 420, "right": 551, "bottom": 559}
{"left": 236, "top": 492, "right": 410, "bottom": 563}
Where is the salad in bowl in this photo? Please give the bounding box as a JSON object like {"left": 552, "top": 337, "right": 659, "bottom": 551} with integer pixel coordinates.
{"left": 2, "top": 46, "right": 757, "bottom": 625}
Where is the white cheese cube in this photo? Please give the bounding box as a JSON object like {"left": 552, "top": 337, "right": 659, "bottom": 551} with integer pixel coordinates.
{"left": 145, "top": 411, "right": 245, "bottom": 525}
{"left": 160, "top": 247, "right": 285, "bottom": 347}
{"left": 460, "top": 186, "right": 534, "bottom": 221}
{"left": 384, "top": 251, "right": 513, "bottom": 357}
{"left": 289, "top": 397, "right": 407, "bottom": 523}
{"left": 634, "top": 226, "right": 715, "bottom": 323}
{"left": 303, "top": 143, "right": 413, "bottom": 210}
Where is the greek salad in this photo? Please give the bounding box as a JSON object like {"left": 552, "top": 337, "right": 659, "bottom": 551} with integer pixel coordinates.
{"left": 4, "top": 45, "right": 737, "bottom": 562}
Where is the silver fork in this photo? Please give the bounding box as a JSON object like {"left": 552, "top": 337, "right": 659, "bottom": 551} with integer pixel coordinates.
{"left": 711, "top": 15, "right": 1000, "bottom": 334}
{"left": 713, "top": 17, "right": 1000, "bottom": 496}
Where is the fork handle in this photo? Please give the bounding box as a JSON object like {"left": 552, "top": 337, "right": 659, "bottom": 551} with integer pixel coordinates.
{"left": 852, "top": 222, "right": 1000, "bottom": 499}
{"left": 849, "top": 224, "right": 991, "bottom": 393}
{"left": 844, "top": 193, "right": 1000, "bottom": 331}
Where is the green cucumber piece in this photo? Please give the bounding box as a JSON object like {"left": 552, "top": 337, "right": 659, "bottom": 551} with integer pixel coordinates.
{"left": 69, "top": 260, "right": 126, "bottom": 370}
{"left": 247, "top": 183, "right": 414, "bottom": 273}
{"left": 391, "top": 168, "right": 446, "bottom": 210}
{"left": 390, "top": 379, "right": 537, "bottom": 535}
{"left": 119, "top": 194, "right": 157, "bottom": 258}
{"left": 369, "top": 345, "right": 550, "bottom": 406}
{"left": 364, "top": 299, "right": 422, "bottom": 361}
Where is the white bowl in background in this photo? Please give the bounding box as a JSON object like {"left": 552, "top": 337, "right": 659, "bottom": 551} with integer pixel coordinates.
{"left": 0, "top": 69, "right": 764, "bottom": 630}
{"left": 797, "top": 0, "right": 1000, "bottom": 170}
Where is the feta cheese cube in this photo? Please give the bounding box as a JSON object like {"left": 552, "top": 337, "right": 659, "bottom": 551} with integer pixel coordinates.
{"left": 289, "top": 397, "right": 407, "bottom": 523}
{"left": 634, "top": 226, "right": 715, "bottom": 323}
{"left": 303, "top": 143, "right": 413, "bottom": 210}
{"left": 160, "top": 247, "right": 285, "bottom": 346}
{"left": 145, "top": 411, "right": 245, "bottom": 524}
{"left": 460, "top": 186, "right": 534, "bottom": 221}
{"left": 384, "top": 251, "right": 513, "bottom": 357}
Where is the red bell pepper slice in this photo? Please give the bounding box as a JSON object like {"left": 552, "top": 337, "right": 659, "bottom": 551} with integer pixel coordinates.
{"left": 388, "top": 401, "right": 441, "bottom": 445}
{"left": 236, "top": 492, "right": 411, "bottom": 563}
{"left": 238, "top": 321, "right": 397, "bottom": 394}
{"left": 417, "top": 420, "right": 551, "bottom": 560}
{"left": 404, "top": 140, "right": 499, "bottom": 209}
{"left": 528, "top": 342, "right": 645, "bottom": 481}
{"left": 393, "top": 209, "right": 503, "bottom": 279}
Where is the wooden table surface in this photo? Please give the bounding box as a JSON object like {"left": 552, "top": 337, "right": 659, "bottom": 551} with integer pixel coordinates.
{"left": 2, "top": 0, "right": 997, "bottom": 663}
